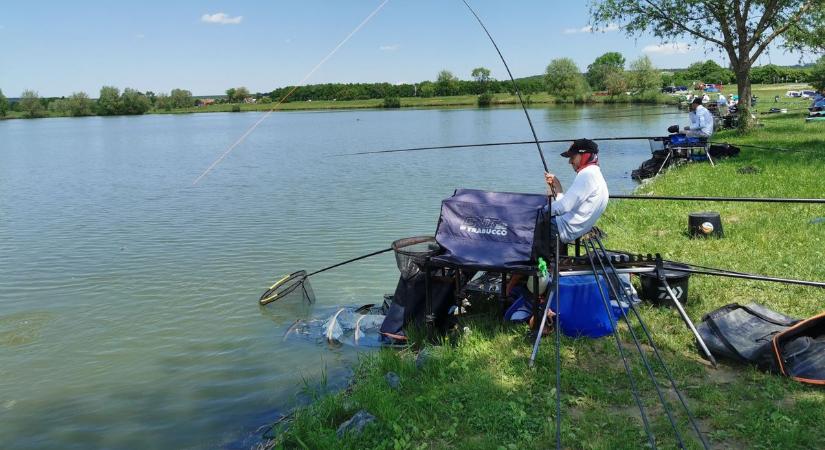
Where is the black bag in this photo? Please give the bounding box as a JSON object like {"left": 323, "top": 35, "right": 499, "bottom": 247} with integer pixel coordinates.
{"left": 379, "top": 270, "right": 457, "bottom": 340}
{"left": 697, "top": 303, "right": 825, "bottom": 385}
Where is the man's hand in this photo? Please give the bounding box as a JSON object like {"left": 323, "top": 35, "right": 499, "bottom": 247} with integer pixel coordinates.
{"left": 545, "top": 172, "right": 562, "bottom": 195}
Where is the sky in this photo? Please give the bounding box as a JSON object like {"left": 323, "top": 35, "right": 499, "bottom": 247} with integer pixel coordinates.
{"left": 0, "top": 0, "right": 814, "bottom": 97}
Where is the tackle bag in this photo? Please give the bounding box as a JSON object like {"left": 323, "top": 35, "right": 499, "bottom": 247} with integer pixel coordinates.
{"left": 379, "top": 269, "right": 457, "bottom": 341}
{"left": 696, "top": 303, "right": 825, "bottom": 385}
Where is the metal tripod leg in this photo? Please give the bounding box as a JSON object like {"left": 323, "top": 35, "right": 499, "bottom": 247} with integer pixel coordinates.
{"left": 660, "top": 278, "right": 717, "bottom": 367}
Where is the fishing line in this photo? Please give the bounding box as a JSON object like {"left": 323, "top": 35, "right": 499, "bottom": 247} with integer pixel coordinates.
{"left": 192, "top": 0, "right": 391, "bottom": 186}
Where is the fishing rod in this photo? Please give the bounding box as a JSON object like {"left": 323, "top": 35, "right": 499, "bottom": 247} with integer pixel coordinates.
{"left": 339, "top": 135, "right": 660, "bottom": 156}
{"left": 581, "top": 240, "right": 659, "bottom": 448}
{"left": 590, "top": 237, "right": 710, "bottom": 448}
{"left": 664, "top": 263, "right": 825, "bottom": 289}
{"left": 609, "top": 195, "right": 825, "bottom": 204}
{"left": 547, "top": 110, "right": 683, "bottom": 123}
{"left": 460, "top": 0, "right": 547, "bottom": 172}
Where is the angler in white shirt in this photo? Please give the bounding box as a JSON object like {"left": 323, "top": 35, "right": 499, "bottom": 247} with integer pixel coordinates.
{"left": 543, "top": 138, "right": 610, "bottom": 245}
{"left": 684, "top": 96, "right": 715, "bottom": 138}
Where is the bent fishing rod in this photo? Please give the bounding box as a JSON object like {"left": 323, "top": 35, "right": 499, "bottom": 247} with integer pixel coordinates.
{"left": 460, "top": 0, "right": 547, "bottom": 172}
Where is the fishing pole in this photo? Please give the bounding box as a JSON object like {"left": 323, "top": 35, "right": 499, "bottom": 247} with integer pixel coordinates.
{"left": 338, "top": 135, "right": 660, "bottom": 156}
{"left": 580, "top": 241, "right": 658, "bottom": 448}
{"left": 547, "top": 110, "right": 683, "bottom": 123}
{"left": 664, "top": 264, "right": 825, "bottom": 289}
{"left": 709, "top": 142, "right": 796, "bottom": 152}
{"left": 460, "top": 0, "right": 547, "bottom": 172}
{"left": 609, "top": 195, "right": 825, "bottom": 204}
{"left": 590, "top": 237, "right": 710, "bottom": 448}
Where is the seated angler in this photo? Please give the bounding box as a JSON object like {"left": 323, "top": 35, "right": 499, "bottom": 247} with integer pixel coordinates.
{"left": 682, "top": 96, "right": 714, "bottom": 139}
{"left": 506, "top": 139, "right": 609, "bottom": 317}
{"left": 543, "top": 138, "right": 610, "bottom": 251}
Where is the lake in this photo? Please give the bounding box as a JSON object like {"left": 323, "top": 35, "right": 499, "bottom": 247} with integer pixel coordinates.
{"left": 0, "top": 105, "right": 678, "bottom": 449}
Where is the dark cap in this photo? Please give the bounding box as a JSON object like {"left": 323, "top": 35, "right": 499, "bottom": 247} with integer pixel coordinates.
{"left": 691, "top": 97, "right": 703, "bottom": 105}
{"left": 560, "top": 138, "right": 599, "bottom": 158}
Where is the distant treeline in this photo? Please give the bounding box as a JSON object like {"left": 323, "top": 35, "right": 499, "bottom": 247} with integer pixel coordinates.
{"left": 1, "top": 56, "right": 821, "bottom": 119}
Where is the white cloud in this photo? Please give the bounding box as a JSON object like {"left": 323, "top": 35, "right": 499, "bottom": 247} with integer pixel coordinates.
{"left": 379, "top": 44, "right": 399, "bottom": 51}
{"left": 563, "top": 23, "right": 619, "bottom": 34}
{"left": 201, "top": 13, "right": 243, "bottom": 25}
{"left": 643, "top": 43, "right": 692, "bottom": 55}
{"left": 135, "top": 33, "right": 145, "bottom": 39}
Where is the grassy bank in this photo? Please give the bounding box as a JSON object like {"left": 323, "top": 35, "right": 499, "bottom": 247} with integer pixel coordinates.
{"left": 268, "top": 113, "right": 825, "bottom": 449}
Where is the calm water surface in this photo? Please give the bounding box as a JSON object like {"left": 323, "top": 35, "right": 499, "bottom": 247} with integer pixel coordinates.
{"left": 0, "top": 105, "right": 677, "bottom": 449}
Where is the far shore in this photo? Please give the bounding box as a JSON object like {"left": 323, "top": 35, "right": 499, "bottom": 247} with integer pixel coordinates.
{"left": 0, "top": 83, "right": 814, "bottom": 120}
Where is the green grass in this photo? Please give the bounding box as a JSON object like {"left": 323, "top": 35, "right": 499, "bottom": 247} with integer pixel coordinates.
{"left": 268, "top": 114, "right": 825, "bottom": 449}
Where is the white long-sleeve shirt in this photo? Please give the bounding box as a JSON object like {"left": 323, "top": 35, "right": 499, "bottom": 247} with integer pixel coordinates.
{"left": 549, "top": 165, "right": 609, "bottom": 243}
{"left": 687, "top": 105, "right": 714, "bottom": 137}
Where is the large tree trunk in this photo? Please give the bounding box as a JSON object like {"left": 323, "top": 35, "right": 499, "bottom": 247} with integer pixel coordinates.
{"left": 734, "top": 64, "right": 754, "bottom": 132}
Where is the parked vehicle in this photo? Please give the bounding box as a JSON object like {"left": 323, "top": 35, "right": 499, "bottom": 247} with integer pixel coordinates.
{"left": 786, "top": 90, "right": 801, "bottom": 98}
{"left": 801, "top": 90, "right": 817, "bottom": 99}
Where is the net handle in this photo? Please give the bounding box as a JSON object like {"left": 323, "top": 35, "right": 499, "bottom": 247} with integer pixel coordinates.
{"left": 307, "top": 247, "right": 392, "bottom": 277}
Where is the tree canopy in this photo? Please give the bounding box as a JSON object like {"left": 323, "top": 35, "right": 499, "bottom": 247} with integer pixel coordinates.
{"left": 587, "top": 52, "right": 626, "bottom": 91}
{"left": 20, "top": 90, "right": 46, "bottom": 118}
{"left": 545, "top": 58, "right": 589, "bottom": 101}
{"left": 628, "top": 55, "right": 661, "bottom": 94}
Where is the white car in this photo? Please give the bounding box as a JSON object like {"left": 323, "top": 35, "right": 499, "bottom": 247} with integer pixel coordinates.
{"left": 801, "top": 90, "right": 817, "bottom": 99}
{"left": 785, "top": 90, "right": 801, "bottom": 98}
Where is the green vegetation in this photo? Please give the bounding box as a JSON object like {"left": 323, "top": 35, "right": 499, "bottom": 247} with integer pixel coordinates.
{"left": 591, "top": 1, "right": 824, "bottom": 130}
{"left": 587, "top": 52, "right": 626, "bottom": 92}
{"left": 811, "top": 56, "right": 825, "bottom": 91}
{"left": 545, "top": 58, "right": 590, "bottom": 102}
{"left": 477, "top": 92, "right": 493, "bottom": 107}
{"left": 19, "top": 90, "right": 45, "bottom": 118}
{"left": 268, "top": 114, "right": 825, "bottom": 449}
{"left": 0, "top": 89, "right": 8, "bottom": 117}
{"left": 382, "top": 97, "right": 401, "bottom": 109}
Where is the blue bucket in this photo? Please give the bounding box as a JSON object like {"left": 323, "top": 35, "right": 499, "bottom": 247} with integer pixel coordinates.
{"left": 549, "top": 275, "right": 615, "bottom": 338}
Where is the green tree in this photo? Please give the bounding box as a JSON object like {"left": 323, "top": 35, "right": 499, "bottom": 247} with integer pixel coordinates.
{"left": 471, "top": 67, "right": 492, "bottom": 94}
{"left": 120, "top": 88, "right": 151, "bottom": 115}
{"left": 544, "top": 58, "right": 589, "bottom": 102}
{"left": 587, "top": 52, "right": 625, "bottom": 91}
{"left": 811, "top": 56, "right": 825, "bottom": 91}
{"left": 97, "top": 86, "right": 121, "bottom": 115}
{"left": 591, "top": 0, "right": 825, "bottom": 130}
{"left": 170, "top": 88, "right": 194, "bottom": 108}
{"left": 604, "top": 70, "right": 629, "bottom": 96}
{"left": 783, "top": 8, "right": 825, "bottom": 54}
{"left": 436, "top": 70, "right": 459, "bottom": 96}
{"left": 627, "top": 56, "right": 661, "bottom": 94}
{"left": 418, "top": 81, "right": 435, "bottom": 98}
{"left": 67, "top": 92, "right": 94, "bottom": 116}
{"left": 48, "top": 98, "right": 71, "bottom": 116}
{"left": 0, "top": 89, "right": 8, "bottom": 117}
{"left": 226, "top": 86, "right": 250, "bottom": 103}
{"left": 20, "top": 90, "right": 46, "bottom": 118}
{"left": 155, "top": 93, "right": 171, "bottom": 111}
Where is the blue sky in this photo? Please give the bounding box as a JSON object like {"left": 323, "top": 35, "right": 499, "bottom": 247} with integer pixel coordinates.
{"left": 0, "top": 0, "right": 810, "bottom": 97}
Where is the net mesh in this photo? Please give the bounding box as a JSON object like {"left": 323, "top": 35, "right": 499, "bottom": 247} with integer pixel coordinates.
{"left": 392, "top": 236, "right": 441, "bottom": 279}
{"left": 259, "top": 270, "right": 316, "bottom": 306}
